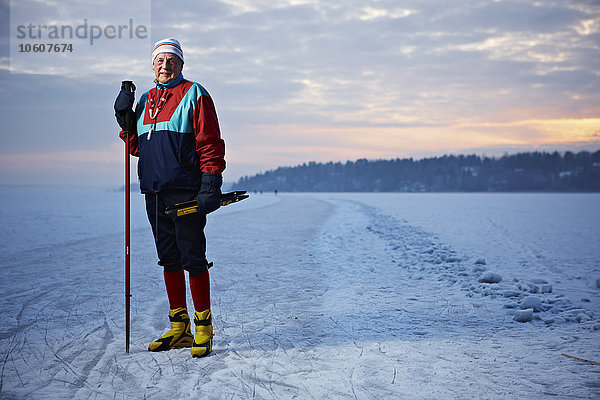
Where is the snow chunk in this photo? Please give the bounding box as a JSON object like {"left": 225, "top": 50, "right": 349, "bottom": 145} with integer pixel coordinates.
{"left": 503, "top": 290, "right": 521, "bottom": 298}
{"left": 562, "top": 309, "right": 592, "bottom": 322}
{"left": 516, "top": 283, "right": 528, "bottom": 291}
{"left": 527, "top": 283, "right": 539, "bottom": 293}
{"left": 514, "top": 309, "right": 533, "bottom": 322}
{"left": 541, "top": 284, "right": 552, "bottom": 293}
{"left": 530, "top": 278, "right": 549, "bottom": 285}
{"left": 479, "top": 271, "right": 502, "bottom": 284}
{"left": 521, "top": 296, "right": 544, "bottom": 312}
{"left": 472, "top": 265, "right": 487, "bottom": 273}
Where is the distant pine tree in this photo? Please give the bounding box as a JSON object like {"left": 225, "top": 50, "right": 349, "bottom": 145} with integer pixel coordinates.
{"left": 235, "top": 150, "right": 600, "bottom": 192}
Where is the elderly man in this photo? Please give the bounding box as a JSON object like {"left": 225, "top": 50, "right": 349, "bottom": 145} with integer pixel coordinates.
{"left": 115, "top": 38, "right": 225, "bottom": 358}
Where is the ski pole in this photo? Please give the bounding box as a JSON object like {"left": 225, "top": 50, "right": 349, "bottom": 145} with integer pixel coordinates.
{"left": 125, "top": 129, "right": 131, "bottom": 353}
{"left": 115, "top": 79, "right": 136, "bottom": 353}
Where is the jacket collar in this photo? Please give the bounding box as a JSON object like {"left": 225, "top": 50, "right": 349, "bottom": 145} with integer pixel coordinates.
{"left": 154, "top": 73, "right": 184, "bottom": 90}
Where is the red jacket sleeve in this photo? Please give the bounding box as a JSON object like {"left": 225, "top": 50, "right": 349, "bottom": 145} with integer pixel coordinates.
{"left": 193, "top": 94, "right": 226, "bottom": 175}
{"left": 119, "top": 130, "right": 139, "bottom": 157}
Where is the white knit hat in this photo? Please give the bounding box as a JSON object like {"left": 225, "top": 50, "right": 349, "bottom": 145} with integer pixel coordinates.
{"left": 152, "top": 38, "right": 184, "bottom": 63}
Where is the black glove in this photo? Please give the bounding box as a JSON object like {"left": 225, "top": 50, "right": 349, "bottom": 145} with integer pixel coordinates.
{"left": 116, "top": 109, "right": 137, "bottom": 133}
{"left": 114, "top": 81, "right": 137, "bottom": 133}
{"left": 196, "top": 174, "right": 222, "bottom": 215}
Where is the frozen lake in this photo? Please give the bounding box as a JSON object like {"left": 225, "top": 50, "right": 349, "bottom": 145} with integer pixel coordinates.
{"left": 1, "top": 188, "right": 599, "bottom": 399}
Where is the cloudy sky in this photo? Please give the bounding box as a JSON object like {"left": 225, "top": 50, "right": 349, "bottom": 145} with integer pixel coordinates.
{"left": 1, "top": 0, "right": 599, "bottom": 186}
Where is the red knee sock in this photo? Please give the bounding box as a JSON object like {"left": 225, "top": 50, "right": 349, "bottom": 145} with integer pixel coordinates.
{"left": 189, "top": 270, "right": 211, "bottom": 311}
{"left": 163, "top": 269, "right": 187, "bottom": 309}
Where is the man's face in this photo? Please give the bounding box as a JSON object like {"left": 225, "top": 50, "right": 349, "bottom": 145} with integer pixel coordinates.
{"left": 152, "top": 53, "right": 183, "bottom": 84}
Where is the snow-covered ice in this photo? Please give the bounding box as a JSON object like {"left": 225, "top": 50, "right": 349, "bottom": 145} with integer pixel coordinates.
{"left": 1, "top": 189, "right": 599, "bottom": 399}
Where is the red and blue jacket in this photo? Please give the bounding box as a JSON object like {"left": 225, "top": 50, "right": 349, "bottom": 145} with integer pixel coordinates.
{"left": 122, "top": 74, "right": 226, "bottom": 194}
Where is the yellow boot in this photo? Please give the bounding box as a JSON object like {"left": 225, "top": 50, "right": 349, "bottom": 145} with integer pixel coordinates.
{"left": 191, "top": 309, "right": 213, "bottom": 357}
{"left": 148, "top": 307, "right": 193, "bottom": 352}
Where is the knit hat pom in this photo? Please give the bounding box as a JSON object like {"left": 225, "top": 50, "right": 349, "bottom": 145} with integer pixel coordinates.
{"left": 152, "top": 38, "right": 184, "bottom": 63}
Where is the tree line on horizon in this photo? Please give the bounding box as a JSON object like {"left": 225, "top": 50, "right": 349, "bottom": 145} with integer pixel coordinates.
{"left": 234, "top": 150, "right": 600, "bottom": 192}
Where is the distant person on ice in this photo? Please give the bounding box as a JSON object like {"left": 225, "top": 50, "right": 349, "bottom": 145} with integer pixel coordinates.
{"left": 115, "top": 38, "right": 225, "bottom": 357}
